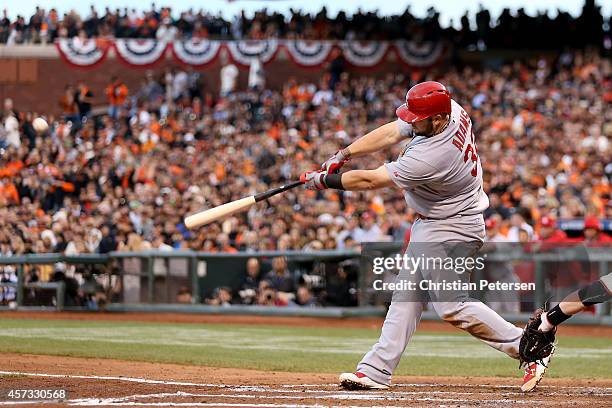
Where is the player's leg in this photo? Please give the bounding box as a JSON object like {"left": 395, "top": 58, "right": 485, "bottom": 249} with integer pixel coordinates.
{"left": 431, "top": 300, "right": 522, "bottom": 358}
{"left": 420, "top": 235, "right": 523, "bottom": 359}
{"left": 428, "top": 275, "right": 546, "bottom": 392}
{"left": 349, "top": 300, "right": 425, "bottom": 387}
{"left": 538, "top": 272, "right": 612, "bottom": 332}
{"left": 340, "top": 222, "right": 427, "bottom": 389}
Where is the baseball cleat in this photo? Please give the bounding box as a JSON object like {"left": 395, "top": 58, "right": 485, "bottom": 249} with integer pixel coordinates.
{"left": 521, "top": 345, "right": 555, "bottom": 392}
{"left": 339, "top": 372, "right": 389, "bottom": 390}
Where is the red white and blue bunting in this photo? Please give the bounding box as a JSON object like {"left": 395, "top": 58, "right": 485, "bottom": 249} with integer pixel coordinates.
{"left": 225, "top": 39, "right": 280, "bottom": 66}
{"left": 114, "top": 39, "right": 168, "bottom": 66}
{"left": 283, "top": 40, "right": 334, "bottom": 67}
{"left": 55, "top": 38, "right": 109, "bottom": 68}
{"left": 394, "top": 41, "right": 445, "bottom": 67}
{"left": 55, "top": 39, "right": 445, "bottom": 69}
{"left": 339, "top": 41, "right": 390, "bottom": 67}
{"left": 171, "top": 39, "right": 223, "bottom": 67}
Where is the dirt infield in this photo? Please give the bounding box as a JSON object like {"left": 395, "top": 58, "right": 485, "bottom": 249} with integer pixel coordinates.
{"left": 2, "top": 310, "right": 612, "bottom": 337}
{"left": 1, "top": 353, "right": 610, "bottom": 407}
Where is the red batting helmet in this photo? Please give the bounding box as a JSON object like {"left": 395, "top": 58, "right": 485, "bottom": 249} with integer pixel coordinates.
{"left": 396, "top": 81, "right": 452, "bottom": 124}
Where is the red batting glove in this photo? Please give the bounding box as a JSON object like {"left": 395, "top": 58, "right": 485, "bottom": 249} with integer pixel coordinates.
{"left": 321, "top": 149, "right": 350, "bottom": 174}
{"left": 300, "top": 170, "right": 328, "bottom": 190}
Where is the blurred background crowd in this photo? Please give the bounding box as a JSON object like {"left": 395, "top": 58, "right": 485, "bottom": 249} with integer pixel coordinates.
{"left": 2, "top": 49, "right": 610, "bottom": 261}
{"left": 0, "top": 1, "right": 609, "bottom": 49}
{"left": 0, "top": 1, "right": 611, "bottom": 309}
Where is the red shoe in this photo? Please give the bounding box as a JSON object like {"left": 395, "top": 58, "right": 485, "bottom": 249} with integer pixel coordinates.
{"left": 339, "top": 372, "right": 389, "bottom": 390}
{"left": 521, "top": 345, "right": 555, "bottom": 392}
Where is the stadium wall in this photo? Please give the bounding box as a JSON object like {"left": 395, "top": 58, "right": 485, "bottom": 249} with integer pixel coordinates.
{"left": 1, "top": 43, "right": 562, "bottom": 114}
{"left": 0, "top": 44, "right": 412, "bottom": 114}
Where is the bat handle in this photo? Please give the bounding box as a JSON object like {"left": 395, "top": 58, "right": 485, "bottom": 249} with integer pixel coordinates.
{"left": 254, "top": 180, "right": 303, "bottom": 203}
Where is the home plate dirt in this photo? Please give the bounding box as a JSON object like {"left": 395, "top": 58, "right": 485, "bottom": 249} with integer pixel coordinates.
{"left": 1, "top": 354, "right": 610, "bottom": 407}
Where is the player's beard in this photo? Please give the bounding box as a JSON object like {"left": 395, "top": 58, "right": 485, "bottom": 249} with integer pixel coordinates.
{"left": 414, "top": 119, "right": 435, "bottom": 137}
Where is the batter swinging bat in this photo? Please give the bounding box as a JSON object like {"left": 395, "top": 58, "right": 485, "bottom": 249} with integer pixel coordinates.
{"left": 184, "top": 180, "right": 303, "bottom": 229}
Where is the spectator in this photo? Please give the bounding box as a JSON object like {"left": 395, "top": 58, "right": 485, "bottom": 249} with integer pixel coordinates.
{"left": 105, "top": 76, "right": 128, "bottom": 119}
{"left": 582, "top": 215, "right": 612, "bottom": 244}
{"left": 176, "top": 286, "right": 192, "bottom": 303}
{"left": 75, "top": 81, "right": 94, "bottom": 119}
{"left": 156, "top": 17, "right": 177, "bottom": 41}
{"left": 507, "top": 212, "right": 535, "bottom": 242}
{"left": 518, "top": 229, "right": 530, "bottom": 244}
{"left": 219, "top": 56, "right": 239, "bottom": 97}
{"left": 263, "top": 256, "right": 294, "bottom": 293}
{"left": 2, "top": 109, "right": 20, "bottom": 148}
{"left": 353, "top": 212, "right": 384, "bottom": 243}
{"left": 59, "top": 84, "right": 79, "bottom": 122}
{"left": 294, "top": 285, "right": 319, "bottom": 307}
{"left": 248, "top": 56, "right": 265, "bottom": 90}
{"left": 536, "top": 216, "right": 567, "bottom": 242}
{"left": 241, "top": 257, "right": 261, "bottom": 291}
{"left": 171, "top": 68, "right": 189, "bottom": 101}
{"left": 238, "top": 258, "right": 260, "bottom": 305}
{"left": 216, "top": 233, "right": 237, "bottom": 253}
{"left": 207, "top": 286, "right": 232, "bottom": 306}
{"left": 98, "top": 225, "right": 117, "bottom": 254}
{"left": 485, "top": 217, "right": 509, "bottom": 242}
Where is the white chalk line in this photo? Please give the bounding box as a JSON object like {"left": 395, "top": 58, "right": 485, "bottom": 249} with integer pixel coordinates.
{"left": 0, "top": 394, "right": 549, "bottom": 407}
{"left": 64, "top": 391, "right": 545, "bottom": 403}
{"left": 0, "top": 370, "right": 609, "bottom": 408}
{"left": 282, "top": 382, "right": 612, "bottom": 391}
{"left": 1, "top": 371, "right": 610, "bottom": 394}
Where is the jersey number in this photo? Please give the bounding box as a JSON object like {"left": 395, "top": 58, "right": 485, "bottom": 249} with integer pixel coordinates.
{"left": 463, "top": 130, "right": 479, "bottom": 177}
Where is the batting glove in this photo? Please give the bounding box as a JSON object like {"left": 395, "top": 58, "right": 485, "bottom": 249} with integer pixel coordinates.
{"left": 300, "top": 170, "right": 328, "bottom": 190}
{"left": 321, "top": 149, "right": 351, "bottom": 174}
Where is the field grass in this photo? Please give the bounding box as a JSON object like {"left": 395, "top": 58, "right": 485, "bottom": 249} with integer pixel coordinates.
{"left": 0, "top": 318, "right": 610, "bottom": 379}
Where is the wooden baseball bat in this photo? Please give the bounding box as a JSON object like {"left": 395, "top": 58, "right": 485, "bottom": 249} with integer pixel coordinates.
{"left": 184, "top": 180, "right": 303, "bottom": 229}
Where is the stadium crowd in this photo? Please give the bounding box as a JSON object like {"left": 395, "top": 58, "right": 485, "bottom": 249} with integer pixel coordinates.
{"left": 1, "top": 46, "right": 611, "bottom": 307}
{"left": 0, "top": 0, "right": 609, "bottom": 49}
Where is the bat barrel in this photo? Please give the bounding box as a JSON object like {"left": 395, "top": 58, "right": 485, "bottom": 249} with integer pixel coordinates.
{"left": 184, "top": 180, "right": 302, "bottom": 229}
{"left": 184, "top": 196, "right": 256, "bottom": 228}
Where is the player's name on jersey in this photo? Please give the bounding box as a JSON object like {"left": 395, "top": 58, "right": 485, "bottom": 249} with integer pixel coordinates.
{"left": 372, "top": 279, "right": 536, "bottom": 292}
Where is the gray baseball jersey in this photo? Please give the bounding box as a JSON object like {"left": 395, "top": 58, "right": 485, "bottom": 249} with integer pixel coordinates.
{"left": 384, "top": 99, "right": 489, "bottom": 219}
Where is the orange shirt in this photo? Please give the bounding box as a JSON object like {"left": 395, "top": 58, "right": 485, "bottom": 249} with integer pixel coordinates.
{"left": 106, "top": 82, "right": 129, "bottom": 106}
{"left": 0, "top": 182, "right": 19, "bottom": 204}
{"left": 0, "top": 160, "right": 24, "bottom": 178}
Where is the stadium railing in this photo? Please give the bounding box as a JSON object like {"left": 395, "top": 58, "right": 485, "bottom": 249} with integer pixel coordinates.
{"left": 0, "top": 247, "right": 610, "bottom": 325}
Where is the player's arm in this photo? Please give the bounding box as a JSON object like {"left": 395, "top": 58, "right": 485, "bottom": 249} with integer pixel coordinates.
{"left": 538, "top": 274, "right": 612, "bottom": 332}
{"left": 339, "top": 166, "right": 394, "bottom": 190}
{"left": 346, "top": 121, "right": 405, "bottom": 158}
{"left": 300, "top": 165, "right": 393, "bottom": 191}
{"left": 519, "top": 273, "right": 611, "bottom": 365}
{"left": 320, "top": 121, "right": 408, "bottom": 173}
{"left": 303, "top": 153, "right": 434, "bottom": 192}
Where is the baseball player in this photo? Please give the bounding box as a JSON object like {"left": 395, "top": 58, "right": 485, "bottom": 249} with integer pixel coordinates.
{"left": 300, "top": 81, "right": 550, "bottom": 392}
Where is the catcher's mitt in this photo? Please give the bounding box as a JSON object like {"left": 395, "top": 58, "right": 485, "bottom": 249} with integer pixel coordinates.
{"left": 518, "top": 308, "right": 556, "bottom": 367}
